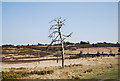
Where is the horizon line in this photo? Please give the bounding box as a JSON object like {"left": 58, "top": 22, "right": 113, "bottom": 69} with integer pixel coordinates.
{"left": 1, "top": 41, "right": 119, "bottom": 46}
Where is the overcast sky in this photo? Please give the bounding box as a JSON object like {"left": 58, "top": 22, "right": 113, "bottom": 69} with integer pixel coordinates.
{"left": 2, "top": 2, "right": 118, "bottom": 45}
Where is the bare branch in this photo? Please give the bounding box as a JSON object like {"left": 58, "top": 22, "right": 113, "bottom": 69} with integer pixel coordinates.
{"left": 50, "top": 27, "right": 58, "bottom": 30}
{"left": 48, "top": 34, "right": 54, "bottom": 38}
{"left": 62, "top": 38, "right": 66, "bottom": 41}
{"left": 49, "top": 18, "right": 57, "bottom": 23}
{"left": 62, "top": 19, "right": 66, "bottom": 22}
{"left": 48, "top": 31, "right": 58, "bottom": 38}
{"left": 50, "top": 24, "right": 58, "bottom": 30}
{"left": 47, "top": 34, "right": 59, "bottom": 49}
{"left": 62, "top": 23, "right": 65, "bottom": 26}
{"left": 63, "top": 32, "right": 73, "bottom": 37}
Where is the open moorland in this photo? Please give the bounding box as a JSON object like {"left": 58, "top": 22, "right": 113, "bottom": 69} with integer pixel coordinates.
{"left": 1, "top": 43, "right": 120, "bottom": 79}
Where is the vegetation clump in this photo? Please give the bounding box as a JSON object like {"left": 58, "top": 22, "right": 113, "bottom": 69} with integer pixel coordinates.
{"left": 65, "top": 64, "right": 83, "bottom": 67}
{"left": 83, "top": 68, "right": 93, "bottom": 73}
{"left": 31, "top": 70, "right": 54, "bottom": 75}
{"left": 2, "top": 69, "right": 54, "bottom": 79}
{"left": 2, "top": 71, "right": 29, "bottom": 79}
{"left": 72, "top": 76, "right": 80, "bottom": 79}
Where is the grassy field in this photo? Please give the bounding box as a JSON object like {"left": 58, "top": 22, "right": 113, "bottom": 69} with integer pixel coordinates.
{"left": 2, "top": 60, "right": 118, "bottom": 79}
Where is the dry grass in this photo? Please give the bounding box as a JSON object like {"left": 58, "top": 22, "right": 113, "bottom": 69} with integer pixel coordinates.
{"left": 1, "top": 47, "right": 119, "bottom": 79}
{"left": 2, "top": 62, "right": 118, "bottom": 79}
{"left": 2, "top": 55, "right": 118, "bottom": 79}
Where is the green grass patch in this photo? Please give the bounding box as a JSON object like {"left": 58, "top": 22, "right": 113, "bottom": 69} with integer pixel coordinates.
{"left": 81, "top": 66, "right": 118, "bottom": 79}
{"left": 93, "top": 67, "right": 118, "bottom": 79}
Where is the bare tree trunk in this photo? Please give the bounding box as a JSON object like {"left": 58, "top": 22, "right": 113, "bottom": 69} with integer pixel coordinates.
{"left": 58, "top": 28, "right": 64, "bottom": 68}
{"left": 61, "top": 40, "right": 64, "bottom": 68}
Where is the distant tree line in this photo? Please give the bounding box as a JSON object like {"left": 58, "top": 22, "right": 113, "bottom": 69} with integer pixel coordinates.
{"left": 2, "top": 41, "right": 120, "bottom": 48}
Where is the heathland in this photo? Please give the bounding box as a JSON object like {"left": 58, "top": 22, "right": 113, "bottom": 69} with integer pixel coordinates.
{"left": 1, "top": 42, "right": 120, "bottom": 79}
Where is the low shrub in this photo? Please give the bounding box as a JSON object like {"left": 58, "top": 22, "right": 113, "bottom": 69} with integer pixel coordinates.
{"left": 2, "top": 71, "right": 29, "bottom": 79}
{"left": 97, "top": 51, "right": 100, "bottom": 54}
{"left": 87, "top": 52, "right": 89, "bottom": 54}
{"left": 31, "top": 70, "right": 54, "bottom": 75}
{"left": 47, "top": 70, "right": 54, "bottom": 74}
{"left": 101, "top": 52, "right": 104, "bottom": 54}
{"left": 107, "top": 65, "right": 113, "bottom": 68}
{"left": 96, "top": 51, "right": 100, "bottom": 56}
{"left": 10, "top": 67, "right": 26, "bottom": 70}
{"left": 65, "top": 64, "right": 83, "bottom": 67}
{"left": 72, "top": 76, "right": 80, "bottom": 79}
{"left": 77, "top": 64, "right": 83, "bottom": 66}
{"left": 79, "top": 51, "right": 83, "bottom": 54}
{"left": 2, "top": 69, "right": 54, "bottom": 79}
{"left": 83, "top": 69, "right": 92, "bottom": 73}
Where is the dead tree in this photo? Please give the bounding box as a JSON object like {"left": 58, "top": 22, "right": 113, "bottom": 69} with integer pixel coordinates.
{"left": 47, "top": 17, "right": 73, "bottom": 68}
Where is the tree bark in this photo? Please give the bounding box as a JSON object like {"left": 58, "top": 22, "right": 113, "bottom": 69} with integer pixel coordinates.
{"left": 58, "top": 27, "right": 64, "bottom": 68}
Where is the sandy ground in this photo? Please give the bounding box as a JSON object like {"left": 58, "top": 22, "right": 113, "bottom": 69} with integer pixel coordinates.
{"left": 65, "top": 47, "right": 119, "bottom": 54}
{"left": 2, "top": 56, "right": 118, "bottom": 71}
{"left": 1, "top": 47, "right": 119, "bottom": 72}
